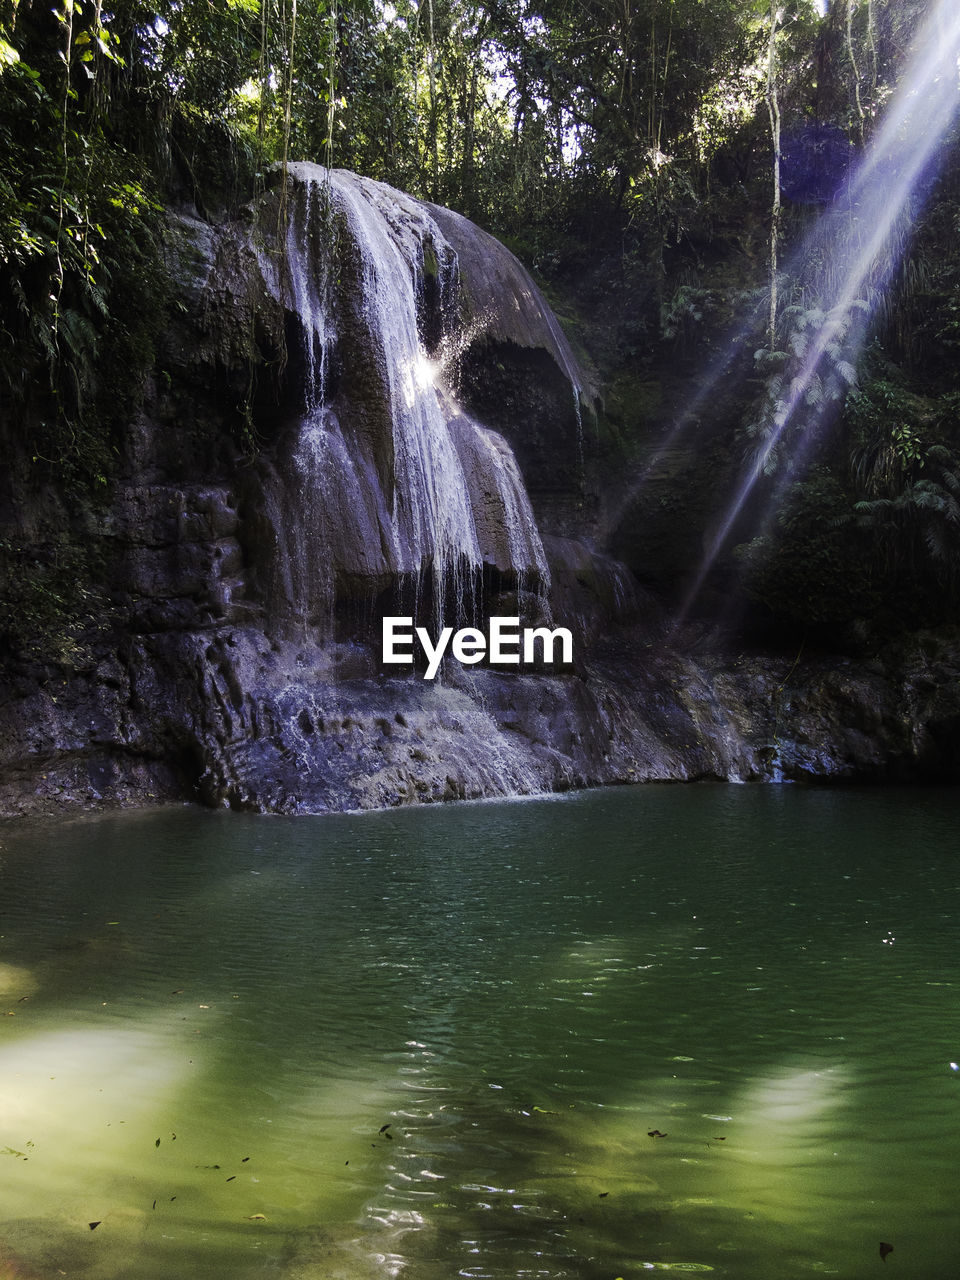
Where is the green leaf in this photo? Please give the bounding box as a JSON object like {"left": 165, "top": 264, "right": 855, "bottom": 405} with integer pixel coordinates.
{"left": 0, "top": 36, "right": 19, "bottom": 69}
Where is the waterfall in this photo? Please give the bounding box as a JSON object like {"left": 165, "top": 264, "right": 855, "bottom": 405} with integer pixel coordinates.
{"left": 259, "top": 163, "right": 552, "bottom": 637}
{"left": 447, "top": 408, "right": 550, "bottom": 583}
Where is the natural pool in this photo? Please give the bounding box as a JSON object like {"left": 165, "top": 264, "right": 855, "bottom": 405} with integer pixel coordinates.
{"left": 0, "top": 784, "right": 958, "bottom": 1278}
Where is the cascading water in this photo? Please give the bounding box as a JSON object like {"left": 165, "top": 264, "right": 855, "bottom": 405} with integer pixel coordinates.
{"left": 446, "top": 406, "right": 550, "bottom": 582}
{"left": 259, "top": 163, "right": 551, "bottom": 638}
{"left": 325, "top": 169, "right": 481, "bottom": 589}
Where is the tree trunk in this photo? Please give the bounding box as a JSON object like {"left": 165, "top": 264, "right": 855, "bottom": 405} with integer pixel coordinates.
{"left": 765, "top": 1, "right": 781, "bottom": 350}
{"left": 847, "top": 0, "right": 865, "bottom": 144}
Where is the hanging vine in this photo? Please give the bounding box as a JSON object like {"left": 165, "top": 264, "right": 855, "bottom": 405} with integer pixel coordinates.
{"left": 276, "top": 0, "right": 298, "bottom": 235}
{"left": 324, "top": 0, "right": 337, "bottom": 171}
{"left": 846, "top": 0, "right": 865, "bottom": 144}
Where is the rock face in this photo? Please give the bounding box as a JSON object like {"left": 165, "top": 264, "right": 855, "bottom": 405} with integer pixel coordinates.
{"left": 1, "top": 166, "right": 959, "bottom": 817}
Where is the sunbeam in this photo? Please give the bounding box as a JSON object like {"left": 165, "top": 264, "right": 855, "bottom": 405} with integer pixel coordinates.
{"left": 676, "top": 0, "right": 960, "bottom": 623}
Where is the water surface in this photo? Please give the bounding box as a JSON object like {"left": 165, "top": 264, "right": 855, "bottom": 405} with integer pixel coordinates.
{"left": 0, "top": 785, "right": 958, "bottom": 1277}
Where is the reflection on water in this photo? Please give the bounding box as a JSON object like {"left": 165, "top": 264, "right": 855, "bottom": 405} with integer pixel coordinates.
{"left": 0, "top": 785, "right": 958, "bottom": 1278}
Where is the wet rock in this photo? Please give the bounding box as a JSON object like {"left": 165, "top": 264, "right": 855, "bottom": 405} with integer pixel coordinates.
{"left": 1, "top": 169, "right": 959, "bottom": 818}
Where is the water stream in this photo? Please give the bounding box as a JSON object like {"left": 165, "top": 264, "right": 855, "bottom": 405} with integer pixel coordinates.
{"left": 1, "top": 785, "right": 958, "bottom": 1278}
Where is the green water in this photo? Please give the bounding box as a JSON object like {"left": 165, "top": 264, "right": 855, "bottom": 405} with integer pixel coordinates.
{"left": 0, "top": 785, "right": 958, "bottom": 1278}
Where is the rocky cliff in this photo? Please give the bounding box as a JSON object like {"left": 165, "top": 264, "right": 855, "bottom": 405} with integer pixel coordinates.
{"left": 1, "top": 167, "right": 959, "bottom": 817}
